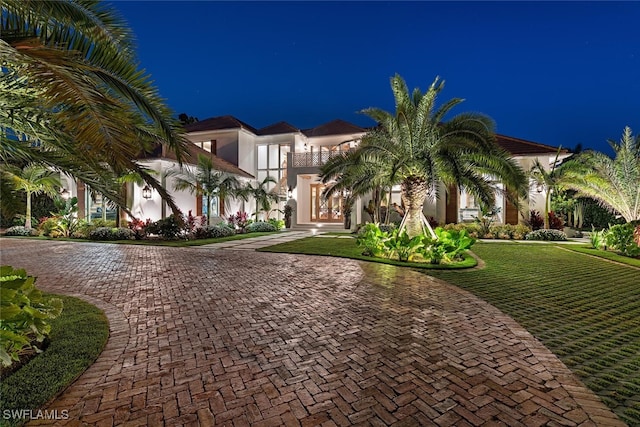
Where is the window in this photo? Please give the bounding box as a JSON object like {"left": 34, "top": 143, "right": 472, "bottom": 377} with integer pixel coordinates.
{"left": 202, "top": 195, "right": 219, "bottom": 218}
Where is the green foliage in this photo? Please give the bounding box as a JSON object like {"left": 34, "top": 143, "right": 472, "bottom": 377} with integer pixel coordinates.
{"left": 606, "top": 224, "right": 640, "bottom": 257}
{"left": 525, "top": 229, "right": 568, "bottom": 241}
{"left": 4, "top": 226, "right": 36, "bottom": 237}
{"left": 420, "top": 228, "right": 476, "bottom": 264}
{"left": 582, "top": 198, "right": 622, "bottom": 229}
{"left": 356, "top": 223, "right": 389, "bottom": 257}
{"left": 193, "top": 225, "right": 237, "bottom": 239}
{"left": 590, "top": 227, "right": 607, "bottom": 250}
{"left": 88, "top": 227, "right": 134, "bottom": 241}
{"left": 267, "top": 218, "right": 285, "bottom": 231}
{"left": 246, "top": 221, "right": 278, "bottom": 233}
{"left": 146, "top": 215, "right": 185, "bottom": 239}
{"left": 0, "top": 294, "right": 108, "bottom": 426}
{"left": 0, "top": 266, "right": 63, "bottom": 367}
{"left": 474, "top": 206, "right": 501, "bottom": 237}
{"left": 383, "top": 229, "right": 423, "bottom": 262}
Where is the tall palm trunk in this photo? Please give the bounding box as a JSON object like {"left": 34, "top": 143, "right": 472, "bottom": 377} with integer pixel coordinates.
{"left": 25, "top": 190, "right": 32, "bottom": 229}
{"left": 400, "top": 176, "right": 429, "bottom": 238}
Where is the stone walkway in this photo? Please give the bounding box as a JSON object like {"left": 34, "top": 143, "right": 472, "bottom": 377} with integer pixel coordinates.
{"left": 196, "top": 231, "right": 315, "bottom": 250}
{"left": 0, "top": 239, "right": 624, "bottom": 426}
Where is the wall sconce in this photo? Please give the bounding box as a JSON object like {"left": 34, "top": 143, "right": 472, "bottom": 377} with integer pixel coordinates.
{"left": 536, "top": 183, "right": 544, "bottom": 193}
{"left": 303, "top": 142, "right": 308, "bottom": 151}
{"left": 60, "top": 188, "right": 70, "bottom": 200}
{"left": 142, "top": 184, "right": 152, "bottom": 199}
{"left": 287, "top": 186, "right": 293, "bottom": 199}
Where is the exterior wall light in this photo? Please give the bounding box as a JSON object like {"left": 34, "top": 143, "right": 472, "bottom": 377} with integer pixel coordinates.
{"left": 142, "top": 184, "right": 152, "bottom": 199}
{"left": 536, "top": 183, "right": 544, "bottom": 193}
{"left": 287, "top": 186, "right": 293, "bottom": 199}
{"left": 60, "top": 188, "right": 70, "bottom": 200}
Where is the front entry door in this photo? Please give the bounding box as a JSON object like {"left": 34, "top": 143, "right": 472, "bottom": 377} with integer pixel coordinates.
{"left": 311, "top": 184, "right": 342, "bottom": 223}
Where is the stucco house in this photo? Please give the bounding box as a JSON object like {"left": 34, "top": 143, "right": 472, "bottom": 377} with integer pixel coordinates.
{"left": 62, "top": 115, "right": 568, "bottom": 229}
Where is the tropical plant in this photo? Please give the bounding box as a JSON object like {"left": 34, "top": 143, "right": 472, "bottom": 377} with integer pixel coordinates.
{"left": 530, "top": 147, "right": 565, "bottom": 229}
{"left": 420, "top": 227, "right": 476, "bottom": 263}
{"left": 246, "top": 221, "right": 278, "bottom": 233}
{"left": 227, "top": 211, "right": 249, "bottom": 232}
{"left": 146, "top": 215, "right": 185, "bottom": 240}
{"left": 0, "top": 266, "right": 63, "bottom": 367}
{"left": 1, "top": 164, "right": 61, "bottom": 229}
{"left": 241, "top": 176, "right": 278, "bottom": 221}
{"left": 383, "top": 229, "right": 423, "bottom": 262}
{"left": 284, "top": 204, "right": 293, "bottom": 228}
{"left": 473, "top": 206, "right": 501, "bottom": 237}
{"left": 590, "top": 226, "right": 607, "bottom": 250}
{"left": 1, "top": 0, "right": 188, "bottom": 214}
{"left": 4, "top": 226, "right": 36, "bottom": 237}
{"left": 605, "top": 223, "right": 640, "bottom": 257}
{"left": 127, "top": 218, "right": 152, "bottom": 240}
{"left": 525, "top": 229, "right": 567, "bottom": 241}
{"left": 351, "top": 74, "right": 527, "bottom": 238}
{"left": 171, "top": 154, "right": 243, "bottom": 225}
{"left": 356, "top": 223, "right": 389, "bottom": 257}
{"left": 560, "top": 127, "right": 640, "bottom": 223}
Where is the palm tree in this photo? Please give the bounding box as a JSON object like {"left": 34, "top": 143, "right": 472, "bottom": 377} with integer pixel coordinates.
{"left": 357, "top": 74, "right": 527, "bottom": 237}
{"left": 1, "top": 164, "right": 61, "bottom": 228}
{"left": 242, "top": 176, "right": 279, "bottom": 221}
{"left": 530, "top": 148, "right": 564, "bottom": 229}
{"left": 172, "top": 154, "right": 243, "bottom": 225}
{"left": 1, "top": 0, "right": 188, "bottom": 214}
{"left": 320, "top": 141, "right": 400, "bottom": 224}
{"left": 559, "top": 126, "right": 640, "bottom": 222}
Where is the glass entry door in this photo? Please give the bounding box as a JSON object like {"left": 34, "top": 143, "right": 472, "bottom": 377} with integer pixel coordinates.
{"left": 310, "top": 184, "right": 342, "bottom": 223}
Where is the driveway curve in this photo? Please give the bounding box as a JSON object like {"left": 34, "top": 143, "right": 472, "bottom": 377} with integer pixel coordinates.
{"left": 1, "top": 239, "right": 623, "bottom": 426}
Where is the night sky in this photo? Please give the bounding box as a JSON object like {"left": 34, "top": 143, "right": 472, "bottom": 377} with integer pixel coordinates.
{"left": 113, "top": 1, "right": 640, "bottom": 155}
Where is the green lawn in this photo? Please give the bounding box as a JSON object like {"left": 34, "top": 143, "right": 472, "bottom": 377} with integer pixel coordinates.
{"left": 258, "top": 236, "right": 477, "bottom": 269}
{"left": 428, "top": 242, "right": 640, "bottom": 425}
{"left": 0, "top": 294, "right": 109, "bottom": 427}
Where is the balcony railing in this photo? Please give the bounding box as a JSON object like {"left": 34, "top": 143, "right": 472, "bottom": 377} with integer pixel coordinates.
{"left": 291, "top": 152, "right": 338, "bottom": 168}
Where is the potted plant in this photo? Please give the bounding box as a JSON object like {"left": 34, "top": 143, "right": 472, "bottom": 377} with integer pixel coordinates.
{"left": 284, "top": 204, "right": 293, "bottom": 229}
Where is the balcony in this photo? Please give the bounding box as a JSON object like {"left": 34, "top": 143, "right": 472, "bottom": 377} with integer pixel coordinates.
{"left": 290, "top": 152, "right": 337, "bottom": 168}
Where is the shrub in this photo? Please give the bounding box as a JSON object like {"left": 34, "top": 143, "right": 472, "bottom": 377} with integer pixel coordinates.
{"left": 0, "top": 266, "right": 63, "bottom": 367}
{"left": 528, "top": 210, "right": 544, "bottom": 230}
{"left": 383, "top": 229, "right": 423, "bottom": 261}
{"left": 606, "top": 223, "right": 640, "bottom": 257}
{"left": 419, "top": 227, "right": 476, "bottom": 263}
{"left": 4, "top": 226, "right": 36, "bottom": 237}
{"left": 590, "top": 227, "right": 607, "bottom": 250}
{"left": 38, "top": 217, "right": 60, "bottom": 237}
{"left": 88, "top": 227, "right": 134, "bottom": 241}
{"left": 147, "top": 215, "right": 185, "bottom": 239}
{"left": 513, "top": 224, "right": 532, "bottom": 240}
{"left": 195, "top": 225, "right": 236, "bottom": 239}
{"left": 267, "top": 218, "right": 285, "bottom": 231}
{"left": 246, "top": 221, "right": 278, "bottom": 233}
{"left": 128, "top": 218, "right": 152, "bottom": 240}
{"left": 525, "top": 229, "right": 567, "bottom": 241}
{"left": 227, "top": 211, "right": 249, "bottom": 232}
{"left": 548, "top": 211, "right": 564, "bottom": 230}
{"left": 378, "top": 223, "right": 396, "bottom": 234}
{"left": 356, "top": 223, "right": 389, "bottom": 257}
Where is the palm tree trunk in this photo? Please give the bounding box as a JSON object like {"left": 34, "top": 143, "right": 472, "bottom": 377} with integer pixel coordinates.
{"left": 544, "top": 192, "right": 550, "bottom": 229}
{"left": 25, "top": 190, "right": 32, "bottom": 229}
{"left": 400, "top": 176, "right": 429, "bottom": 238}
{"left": 206, "top": 195, "right": 212, "bottom": 226}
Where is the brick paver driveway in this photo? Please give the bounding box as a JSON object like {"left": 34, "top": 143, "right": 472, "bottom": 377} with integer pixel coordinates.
{"left": 1, "top": 240, "right": 623, "bottom": 426}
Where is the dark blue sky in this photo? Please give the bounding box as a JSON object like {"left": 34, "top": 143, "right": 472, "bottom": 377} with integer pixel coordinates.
{"left": 114, "top": 1, "right": 639, "bottom": 154}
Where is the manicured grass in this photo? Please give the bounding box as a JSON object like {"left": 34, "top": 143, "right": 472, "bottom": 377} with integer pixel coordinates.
{"left": 427, "top": 243, "right": 640, "bottom": 425}
{"left": 1, "top": 231, "right": 277, "bottom": 247}
{"left": 0, "top": 294, "right": 109, "bottom": 427}
{"left": 258, "top": 236, "right": 476, "bottom": 269}
{"left": 561, "top": 245, "right": 640, "bottom": 268}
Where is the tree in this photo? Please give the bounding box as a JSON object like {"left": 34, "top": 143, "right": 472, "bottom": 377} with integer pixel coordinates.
{"left": 242, "top": 176, "right": 279, "bottom": 221}
{"left": 530, "top": 148, "right": 564, "bottom": 229}
{"left": 1, "top": 164, "right": 61, "bottom": 228}
{"left": 320, "top": 142, "right": 400, "bottom": 224}
{"left": 172, "top": 154, "right": 243, "bottom": 225}
{"left": 1, "top": 0, "right": 188, "bottom": 214}
{"left": 357, "top": 74, "right": 527, "bottom": 238}
{"left": 560, "top": 126, "right": 640, "bottom": 223}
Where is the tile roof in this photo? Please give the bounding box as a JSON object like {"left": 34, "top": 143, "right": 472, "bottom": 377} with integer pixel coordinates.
{"left": 495, "top": 134, "right": 569, "bottom": 156}
{"left": 257, "top": 121, "right": 300, "bottom": 135}
{"left": 139, "top": 143, "right": 254, "bottom": 179}
{"left": 183, "top": 115, "right": 258, "bottom": 134}
{"left": 302, "top": 119, "right": 367, "bottom": 137}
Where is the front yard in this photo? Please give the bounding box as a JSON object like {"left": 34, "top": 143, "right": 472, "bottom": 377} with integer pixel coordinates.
{"left": 262, "top": 237, "right": 640, "bottom": 425}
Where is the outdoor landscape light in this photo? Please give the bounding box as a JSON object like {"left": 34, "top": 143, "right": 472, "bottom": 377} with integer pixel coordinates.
{"left": 142, "top": 184, "right": 152, "bottom": 199}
